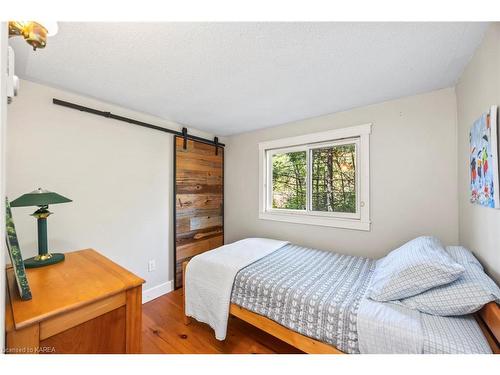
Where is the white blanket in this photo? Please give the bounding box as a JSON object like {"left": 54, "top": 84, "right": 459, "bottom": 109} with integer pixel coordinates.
{"left": 357, "top": 297, "right": 423, "bottom": 354}
{"left": 357, "top": 297, "right": 493, "bottom": 354}
{"left": 184, "top": 238, "right": 288, "bottom": 340}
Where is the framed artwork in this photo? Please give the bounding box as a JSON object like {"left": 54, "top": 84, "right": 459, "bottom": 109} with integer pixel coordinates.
{"left": 470, "top": 105, "right": 499, "bottom": 208}
{"left": 5, "top": 198, "right": 32, "bottom": 300}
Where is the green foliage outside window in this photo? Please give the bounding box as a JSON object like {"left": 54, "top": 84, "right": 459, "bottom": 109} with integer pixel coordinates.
{"left": 311, "top": 144, "right": 356, "bottom": 213}
{"left": 271, "top": 144, "right": 356, "bottom": 213}
{"left": 272, "top": 151, "right": 307, "bottom": 209}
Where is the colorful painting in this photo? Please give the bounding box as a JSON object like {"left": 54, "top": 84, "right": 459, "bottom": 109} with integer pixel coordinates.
{"left": 470, "top": 106, "right": 499, "bottom": 208}
{"left": 5, "top": 198, "right": 32, "bottom": 300}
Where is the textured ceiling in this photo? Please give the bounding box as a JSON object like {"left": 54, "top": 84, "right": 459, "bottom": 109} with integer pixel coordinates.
{"left": 10, "top": 22, "right": 488, "bottom": 136}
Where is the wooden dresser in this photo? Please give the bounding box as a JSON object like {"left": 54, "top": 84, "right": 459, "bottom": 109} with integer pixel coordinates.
{"left": 5, "top": 249, "right": 144, "bottom": 354}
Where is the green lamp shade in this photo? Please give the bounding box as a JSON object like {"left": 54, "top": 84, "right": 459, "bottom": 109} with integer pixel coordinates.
{"left": 10, "top": 188, "right": 72, "bottom": 207}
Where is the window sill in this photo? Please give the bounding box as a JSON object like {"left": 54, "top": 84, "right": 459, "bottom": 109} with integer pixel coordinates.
{"left": 259, "top": 211, "right": 371, "bottom": 231}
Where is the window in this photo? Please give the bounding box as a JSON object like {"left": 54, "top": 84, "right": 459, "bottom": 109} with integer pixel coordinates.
{"left": 311, "top": 141, "right": 357, "bottom": 214}
{"left": 271, "top": 149, "right": 307, "bottom": 210}
{"left": 259, "top": 124, "right": 371, "bottom": 230}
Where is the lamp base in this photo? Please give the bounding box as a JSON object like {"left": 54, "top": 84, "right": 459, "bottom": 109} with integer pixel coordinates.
{"left": 24, "top": 253, "right": 65, "bottom": 268}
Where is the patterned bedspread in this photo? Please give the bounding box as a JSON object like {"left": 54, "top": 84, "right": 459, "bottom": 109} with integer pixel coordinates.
{"left": 230, "top": 244, "right": 376, "bottom": 353}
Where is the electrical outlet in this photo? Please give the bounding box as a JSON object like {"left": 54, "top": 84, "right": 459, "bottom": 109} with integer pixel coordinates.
{"left": 148, "top": 259, "right": 156, "bottom": 272}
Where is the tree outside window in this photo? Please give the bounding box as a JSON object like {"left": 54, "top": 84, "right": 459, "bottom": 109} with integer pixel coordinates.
{"left": 271, "top": 143, "right": 356, "bottom": 213}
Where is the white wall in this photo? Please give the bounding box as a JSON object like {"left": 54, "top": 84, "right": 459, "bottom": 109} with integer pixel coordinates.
{"left": 1, "top": 22, "right": 8, "bottom": 352}
{"left": 6, "top": 79, "right": 213, "bottom": 301}
{"left": 456, "top": 23, "right": 500, "bottom": 283}
{"left": 225, "top": 88, "right": 459, "bottom": 259}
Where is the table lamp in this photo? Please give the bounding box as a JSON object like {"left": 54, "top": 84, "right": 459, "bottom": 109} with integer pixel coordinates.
{"left": 10, "top": 188, "right": 72, "bottom": 268}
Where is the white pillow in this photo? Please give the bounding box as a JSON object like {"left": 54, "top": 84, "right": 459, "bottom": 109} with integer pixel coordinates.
{"left": 399, "top": 246, "right": 500, "bottom": 315}
{"left": 367, "top": 236, "right": 465, "bottom": 301}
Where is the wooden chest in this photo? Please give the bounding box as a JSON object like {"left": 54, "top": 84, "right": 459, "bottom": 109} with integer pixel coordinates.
{"left": 5, "top": 249, "right": 144, "bottom": 354}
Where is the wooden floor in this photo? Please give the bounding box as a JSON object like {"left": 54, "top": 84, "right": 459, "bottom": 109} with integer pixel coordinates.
{"left": 142, "top": 289, "right": 302, "bottom": 354}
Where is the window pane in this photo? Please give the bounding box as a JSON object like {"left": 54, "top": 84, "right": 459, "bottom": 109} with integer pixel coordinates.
{"left": 272, "top": 151, "right": 307, "bottom": 210}
{"left": 311, "top": 144, "right": 356, "bottom": 213}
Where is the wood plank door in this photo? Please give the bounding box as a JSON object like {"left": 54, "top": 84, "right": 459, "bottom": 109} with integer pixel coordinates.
{"left": 174, "top": 136, "right": 224, "bottom": 288}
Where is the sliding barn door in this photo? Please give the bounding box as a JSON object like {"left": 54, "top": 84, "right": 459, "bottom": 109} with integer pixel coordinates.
{"left": 174, "top": 136, "right": 224, "bottom": 288}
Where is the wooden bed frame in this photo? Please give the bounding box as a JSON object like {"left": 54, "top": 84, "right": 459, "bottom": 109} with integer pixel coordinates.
{"left": 182, "top": 261, "right": 499, "bottom": 354}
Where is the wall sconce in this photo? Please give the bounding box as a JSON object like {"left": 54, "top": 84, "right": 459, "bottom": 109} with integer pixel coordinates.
{"left": 8, "top": 21, "right": 58, "bottom": 50}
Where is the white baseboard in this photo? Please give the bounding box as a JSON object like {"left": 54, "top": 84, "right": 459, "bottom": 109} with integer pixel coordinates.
{"left": 142, "top": 280, "right": 174, "bottom": 304}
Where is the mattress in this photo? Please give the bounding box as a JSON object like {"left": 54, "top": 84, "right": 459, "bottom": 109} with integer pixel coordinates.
{"left": 230, "top": 243, "right": 492, "bottom": 354}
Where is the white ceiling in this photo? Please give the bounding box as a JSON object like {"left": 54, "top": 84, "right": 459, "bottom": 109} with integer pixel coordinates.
{"left": 10, "top": 22, "right": 488, "bottom": 136}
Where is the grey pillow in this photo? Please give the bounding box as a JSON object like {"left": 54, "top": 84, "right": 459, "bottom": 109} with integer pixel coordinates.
{"left": 367, "top": 236, "right": 465, "bottom": 301}
{"left": 446, "top": 245, "right": 483, "bottom": 270}
{"left": 400, "top": 246, "right": 500, "bottom": 316}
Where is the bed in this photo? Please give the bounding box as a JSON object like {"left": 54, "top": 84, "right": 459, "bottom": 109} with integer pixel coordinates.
{"left": 182, "top": 239, "right": 500, "bottom": 354}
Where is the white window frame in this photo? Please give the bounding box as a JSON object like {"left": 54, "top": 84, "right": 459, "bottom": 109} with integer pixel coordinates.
{"left": 258, "top": 123, "right": 371, "bottom": 231}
